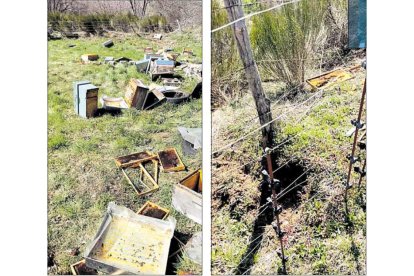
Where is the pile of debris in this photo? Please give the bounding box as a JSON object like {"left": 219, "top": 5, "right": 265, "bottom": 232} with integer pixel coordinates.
{"left": 133, "top": 46, "right": 200, "bottom": 81}
{"left": 73, "top": 77, "right": 202, "bottom": 118}
{"left": 69, "top": 39, "right": 202, "bottom": 274}
{"left": 70, "top": 148, "right": 202, "bottom": 275}
{"left": 75, "top": 47, "right": 202, "bottom": 118}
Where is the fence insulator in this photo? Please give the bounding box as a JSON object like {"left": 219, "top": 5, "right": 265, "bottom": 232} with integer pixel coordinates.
{"left": 271, "top": 178, "right": 281, "bottom": 190}
{"left": 351, "top": 119, "right": 364, "bottom": 129}
{"left": 347, "top": 154, "right": 361, "bottom": 164}
{"left": 354, "top": 166, "right": 366, "bottom": 177}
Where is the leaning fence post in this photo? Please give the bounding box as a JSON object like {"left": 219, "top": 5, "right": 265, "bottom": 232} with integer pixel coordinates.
{"left": 223, "top": 0, "right": 274, "bottom": 148}
{"left": 223, "top": 0, "right": 287, "bottom": 272}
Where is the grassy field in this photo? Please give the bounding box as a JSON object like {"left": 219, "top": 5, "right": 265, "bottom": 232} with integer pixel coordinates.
{"left": 48, "top": 30, "right": 202, "bottom": 275}
{"left": 212, "top": 54, "right": 366, "bottom": 275}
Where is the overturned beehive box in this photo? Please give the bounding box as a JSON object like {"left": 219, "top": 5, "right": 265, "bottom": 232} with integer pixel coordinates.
{"left": 137, "top": 201, "right": 170, "bottom": 220}
{"left": 136, "top": 59, "right": 150, "bottom": 73}
{"left": 84, "top": 202, "right": 175, "bottom": 275}
{"left": 172, "top": 170, "right": 202, "bottom": 224}
{"left": 124, "top": 79, "right": 150, "bottom": 109}
{"left": 150, "top": 60, "right": 175, "bottom": 81}
{"left": 178, "top": 127, "right": 202, "bottom": 156}
{"left": 147, "top": 89, "right": 166, "bottom": 110}
{"left": 158, "top": 148, "right": 185, "bottom": 172}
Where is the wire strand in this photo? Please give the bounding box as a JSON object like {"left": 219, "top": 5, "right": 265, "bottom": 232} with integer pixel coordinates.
{"left": 212, "top": 0, "right": 300, "bottom": 33}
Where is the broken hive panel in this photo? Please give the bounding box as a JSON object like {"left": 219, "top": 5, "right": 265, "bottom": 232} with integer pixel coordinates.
{"left": 172, "top": 182, "right": 202, "bottom": 224}
{"left": 114, "top": 151, "right": 157, "bottom": 168}
{"left": 157, "top": 148, "right": 185, "bottom": 172}
{"left": 180, "top": 169, "right": 202, "bottom": 193}
{"left": 306, "top": 68, "right": 354, "bottom": 90}
{"left": 139, "top": 159, "right": 159, "bottom": 183}
{"left": 143, "top": 89, "right": 166, "bottom": 110}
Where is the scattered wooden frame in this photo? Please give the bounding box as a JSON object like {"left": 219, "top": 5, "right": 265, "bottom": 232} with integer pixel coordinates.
{"left": 137, "top": 201, "right": 170, "bottom": 220}
{"left": 158, "top": 148, "right": 185, "bottom": 172}
{"left": 121, "top": 163, "right": 159, "bottom": 197}
{"left": 306, "top": 68, "right": 354, "bottom": 90}
{"left": 114, "top": 150, "right": 157, "bottom": 168}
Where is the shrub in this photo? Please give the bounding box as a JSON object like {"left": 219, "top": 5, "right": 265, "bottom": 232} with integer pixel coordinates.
{"left": 211, "top": 0, "right": 243, "bottom": 108}
{"left": 250, "top": 0, "right": 330, "bottom": 88}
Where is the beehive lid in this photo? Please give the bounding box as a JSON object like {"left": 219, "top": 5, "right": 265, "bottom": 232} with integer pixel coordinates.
{"left": 85, "top": 202, "right": 175, "bottom": 275}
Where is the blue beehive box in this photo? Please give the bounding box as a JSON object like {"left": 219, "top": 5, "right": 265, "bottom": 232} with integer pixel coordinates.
{"left": 73, "top": 81, "right": 98, "bottom": 118}
{"left": 155, "top": 60, "right": 174, "bottom": 66}
{"left": 73, "top": 80, "right": 91, "bottom": 114}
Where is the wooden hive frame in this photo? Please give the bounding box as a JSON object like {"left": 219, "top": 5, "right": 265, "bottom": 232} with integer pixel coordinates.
{"left": 306, "top": 68, "right": 354, "bottom": 90}
{"left": 158, "top": 148, "right": 185, "bottom": 172}
{"left": 137, "top": 201, "right": 170, "bottom": 220}
{"left": 70, "top": 259, "right": 97, "bottom": 275}
{"left": 121, "top": 163, "right": 159, "bottom": 197}
{"left": 114, "top": 150, "right": 157, "bottom": 168}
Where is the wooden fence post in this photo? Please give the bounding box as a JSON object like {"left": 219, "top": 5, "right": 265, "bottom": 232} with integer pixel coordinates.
{"left": 223, "top": 0, "right": 274, "bottom": 148}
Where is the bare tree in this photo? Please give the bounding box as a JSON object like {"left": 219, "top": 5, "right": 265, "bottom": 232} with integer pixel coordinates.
{"left": 47, "top": 0, "right": 73, "bottom": 12}
{"left": 128, "top": 0, "right": 151, "bottom": 17}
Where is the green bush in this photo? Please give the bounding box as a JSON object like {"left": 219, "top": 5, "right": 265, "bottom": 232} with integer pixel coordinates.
{"left": 251, "top": 0, "right": 330, "bottom": 87}
{"left": 211, "top": 0, "right": 242, "bottom": 107}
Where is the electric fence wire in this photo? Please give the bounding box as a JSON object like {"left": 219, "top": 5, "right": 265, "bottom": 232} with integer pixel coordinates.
{"left": 212, "top": 88, "right": 324, "bottom": 155}
{"left": 232, "top": 237, "right": 264, "bottom": 274}
{"left": 213, "top": 133, "right": 301, "bottom": 181}
{"left": 212, "top": 92, "right": 331, "bottom": 186}
{"left": 212, "top": 0, "right": 301, "bottom": 33}
{"left": 276, "top": 167, "right": 313, "bottom": 200}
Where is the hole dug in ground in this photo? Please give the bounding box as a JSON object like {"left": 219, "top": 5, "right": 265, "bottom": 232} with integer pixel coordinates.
{"left": 274, "top": 160, "right": 309, "bottom": 209}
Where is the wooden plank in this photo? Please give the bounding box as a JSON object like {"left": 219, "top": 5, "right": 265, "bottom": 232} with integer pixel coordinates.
{"left": 172, "top": 183, "right": 202, "bottom": 224}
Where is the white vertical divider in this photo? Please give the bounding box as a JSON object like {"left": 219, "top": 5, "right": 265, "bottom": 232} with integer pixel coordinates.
{"left": 202, "top": 0, "right": 212, "bottom": 275}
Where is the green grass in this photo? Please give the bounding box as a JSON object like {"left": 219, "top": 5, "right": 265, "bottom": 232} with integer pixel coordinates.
{"left": 48, "top": 31, "right": 202, "bottom": 275}
{"left": 212, "top": 62, "right": 366, "bottom": 274}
